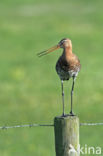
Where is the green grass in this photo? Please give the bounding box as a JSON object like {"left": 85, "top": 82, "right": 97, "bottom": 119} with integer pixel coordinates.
{"left": 0, "top": 0, "right": 103, "bottom": 155}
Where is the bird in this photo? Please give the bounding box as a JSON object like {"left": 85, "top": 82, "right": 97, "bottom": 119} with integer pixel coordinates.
{"left": 37, "top": 38, "right": 81, "bottom": 116}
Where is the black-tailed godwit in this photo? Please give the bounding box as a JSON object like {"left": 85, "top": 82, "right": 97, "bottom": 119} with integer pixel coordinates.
{"left": 37, "top": 38, "right": 81, "bottom": 116}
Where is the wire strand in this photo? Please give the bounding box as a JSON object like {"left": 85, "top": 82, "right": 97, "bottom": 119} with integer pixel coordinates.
{"left": 0, "top": 122, "right": 103, "bottom": 130}
{"left": 80, "top": 122, "right": 103, "bottom": 126}
{"left": 0, "top": 123, "right": 54, "bottom": 130}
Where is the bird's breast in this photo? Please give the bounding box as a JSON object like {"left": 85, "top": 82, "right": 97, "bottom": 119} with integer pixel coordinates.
{"left": 55, "top": 55, "right": 81, "bottom": 80}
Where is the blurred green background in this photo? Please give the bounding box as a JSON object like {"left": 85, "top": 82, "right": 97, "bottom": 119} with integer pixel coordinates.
{"left": 0, "top": 0, "right": 103, "bottom": 155}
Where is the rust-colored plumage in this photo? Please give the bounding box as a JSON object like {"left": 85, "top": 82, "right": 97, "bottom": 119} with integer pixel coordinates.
{"left": 37, "top": 38, "right": 81, "bottom": 116}
{"left": 56, "top": 38, "right": 81, "bottom": 80}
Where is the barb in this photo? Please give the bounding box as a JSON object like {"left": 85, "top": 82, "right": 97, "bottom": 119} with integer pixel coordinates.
{"left": 0, "top": 123, "right": 54, "bottom": 130}
{"left": 80, "top": 122, "right": 103, "bottom": 126}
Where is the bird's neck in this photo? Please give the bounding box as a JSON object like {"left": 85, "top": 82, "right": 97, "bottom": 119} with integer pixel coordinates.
{"left": 62, "top": 47, "right": 73, "bottom": 59}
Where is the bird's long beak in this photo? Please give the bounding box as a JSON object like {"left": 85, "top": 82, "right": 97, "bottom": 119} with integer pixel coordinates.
{"left": 37, "top": 44, "right": 60, "bottom": 57}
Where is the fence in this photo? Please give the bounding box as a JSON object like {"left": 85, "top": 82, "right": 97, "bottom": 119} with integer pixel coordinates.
{"left": 0, "top": 121, "right": 103, "bottom": 130}
{"left": 0, "top": 116, "right": 103, "bottom": 156}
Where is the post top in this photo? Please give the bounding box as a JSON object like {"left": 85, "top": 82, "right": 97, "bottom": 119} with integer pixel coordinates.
{"left": 54, "top": 115, "right": 79, "bottom": 120}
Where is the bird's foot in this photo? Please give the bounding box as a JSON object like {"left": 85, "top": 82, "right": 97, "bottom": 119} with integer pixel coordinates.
{"left": 69, "top": 111, "right": 75, "bottom": 116}
{"left": 61, "top": 113, "right": 68, "bottom": 117}
{"left": 61, "top": 113, "right": 65, "bottom": 117}
{"left": 61, "top": 113, "right": 70, "bottom": 117}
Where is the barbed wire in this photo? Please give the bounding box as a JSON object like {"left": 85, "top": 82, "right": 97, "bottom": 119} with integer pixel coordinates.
{"left": 80, "top": 122, "right": 103, "bottom": 126}
{"left": 0, "top": 122, "right": 103, "bottom": 130}
{"left": 0, "top": 123, "right": 54, "bottom": 130}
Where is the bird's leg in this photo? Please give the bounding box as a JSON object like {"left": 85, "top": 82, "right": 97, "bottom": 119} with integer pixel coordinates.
{"left": 61, "top": 80, "right": 65, "bottom": 116}
{"left": 70, "top": 76, "right": 75, "bottom": 116}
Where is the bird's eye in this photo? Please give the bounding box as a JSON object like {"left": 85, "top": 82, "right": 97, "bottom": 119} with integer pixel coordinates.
{"left": 60, "top": 40, "right": 64, "bottom": 45}
{"left": 59, "top": 39, "right": 67, "bottom": 45}
{"left": 61, "top": 39, "right": 67, "bottom": 44}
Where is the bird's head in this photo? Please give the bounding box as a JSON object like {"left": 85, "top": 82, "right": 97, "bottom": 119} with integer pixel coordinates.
{"left": 59, "top": 38, "right": 72, "bottom": 48}
{"left": 37, "top": 38, "right": 72, "bottom": 57}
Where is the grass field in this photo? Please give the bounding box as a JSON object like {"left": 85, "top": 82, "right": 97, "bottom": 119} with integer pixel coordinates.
{"left": 0, "top": 0, "right": 103, "bottom": 155}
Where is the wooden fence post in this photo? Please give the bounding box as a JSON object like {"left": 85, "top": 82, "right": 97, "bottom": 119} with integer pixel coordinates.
{"left": 54, "top": 115, "right": 80, "bottom": 156}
